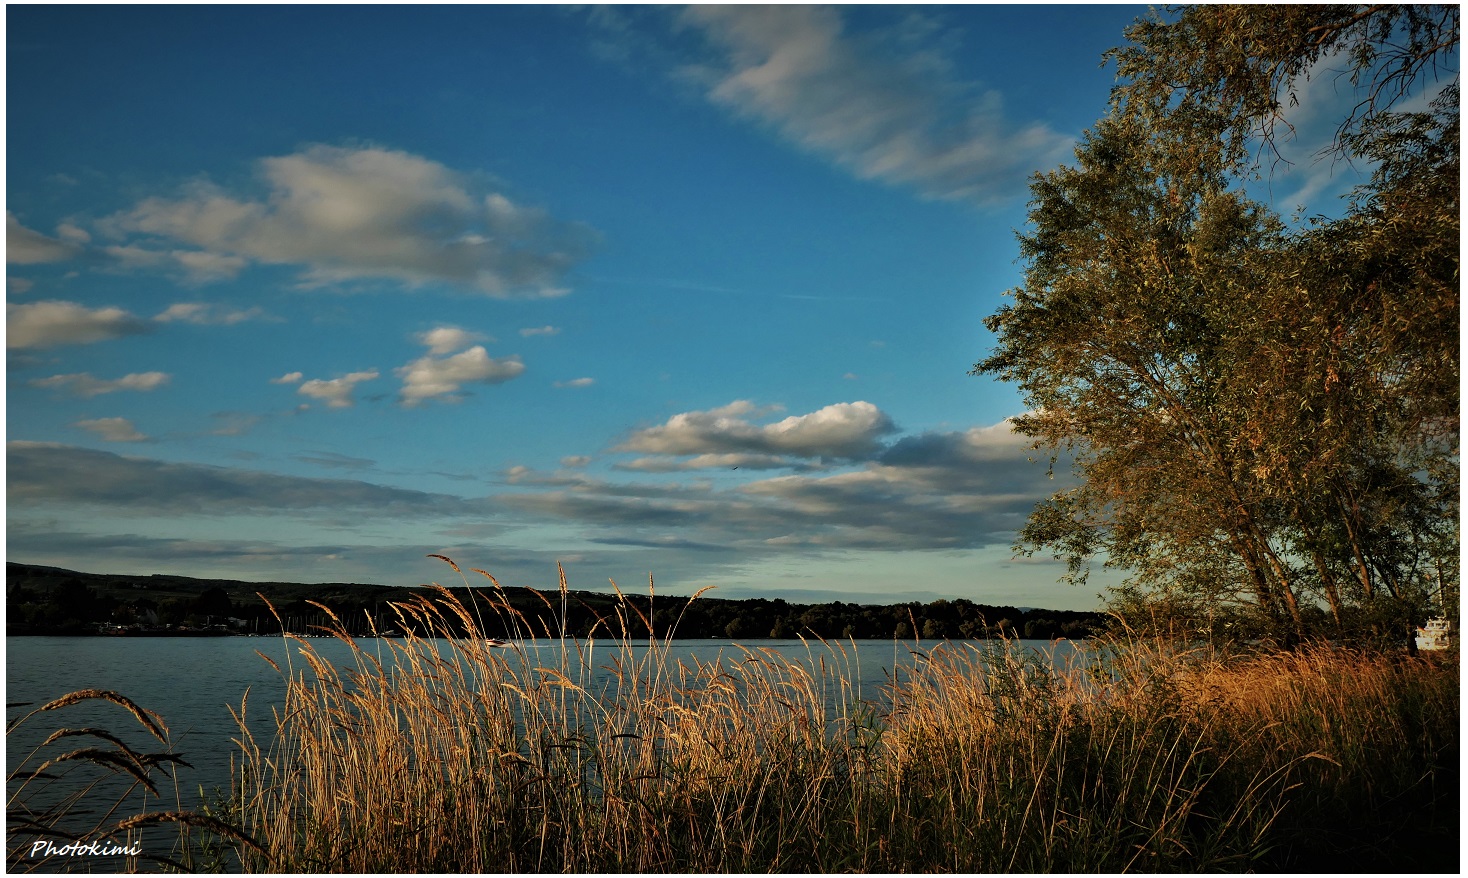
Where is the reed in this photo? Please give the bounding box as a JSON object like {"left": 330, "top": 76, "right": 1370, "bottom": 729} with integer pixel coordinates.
{"left": 227, "top": 558, "right": 1457, "bottom": 873}
{"left": 6, "top": 689, "right": 262, "bottom": 872}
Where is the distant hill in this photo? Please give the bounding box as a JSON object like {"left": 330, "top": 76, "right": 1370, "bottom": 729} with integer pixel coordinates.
{"left": 5, "top": 562, "right": 1106, "bottom": 641}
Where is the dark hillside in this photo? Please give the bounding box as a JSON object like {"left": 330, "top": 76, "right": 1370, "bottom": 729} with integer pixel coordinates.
{"left": 5, "top": 562, "right": 1105, "bottom": 641}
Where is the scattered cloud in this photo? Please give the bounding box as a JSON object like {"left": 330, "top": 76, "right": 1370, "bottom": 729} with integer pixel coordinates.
{"left": 209, "top": 412, "right": 263, "bottom": 436}
{"left": 7, "top": 212, "right": 84, "bottom": 264}
{"left": 507, "top": 416, "right": 1059, "bottom": 553}
{"left": 7, "top": 441, "right": 501, "bottom": 517}
{"left": 678, "top": 6, "right": 1072, "bottom": 206}
{"left": 9, "top": 277, "right": 35, "bottom": 294}
{"left": 554, "top": 377, "right": 595, "bottom": 388}
{"left": 55, "top": 222, "right": 91, "bottom": 245}
{"left": 3, "top": 518, "right": 649, "bottom": 594}
{"left": 7, "top": 300, "right": 152, "bottom": 349}
{"left": 876, "top": 418, "right": 1038, "bottom": 469}
{"left": 74, "top": 417, "right": 148, "bottom": 442}
{"left": 30, "top": 371, "right": 171, "bottom": 398}
{"left": 6, "top": 413, "right": 1069, "bottom": 593}
{"left": 397, "top": 346, "right": 525, "bottom": 406}
{"left": 102, "top": 144, "right": 599, "bottom": 296}
{"left": 297, "top": 370, "right": 380, "bottom": 408}
{"left": 104, "top": 247, "right": 252, "bottom": 282}
{"left": 155, "top": 302, "right": 271, "bottom": 324}
{"left": 271, "top": 371, "right": 304, "bottom": 385}
{"left": 100, "top": 245, "right": 167, "bottom": 271}
{"left": 843, "top": 372, "right": 858, "bottom": 380}
{"left": 617, "top": 399, "right": 897, "bottom": 459}
{"left": 520, "top": 325, "right": 561, "bottom": 337}
{"left": 613, "top": 452, "right": 817, "bottom": 473}
{"left": 168, "top": 249, "right": 250, "bottom": 281}
{"left": 415, "top": 326, "right": 490, "bottom": 354}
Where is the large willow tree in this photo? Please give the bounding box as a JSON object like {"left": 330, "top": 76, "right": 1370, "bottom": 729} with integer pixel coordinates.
{"left": 977, "top": 5, "right": 1459, "bottom": 646}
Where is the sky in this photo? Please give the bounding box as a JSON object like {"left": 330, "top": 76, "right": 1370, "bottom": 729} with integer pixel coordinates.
{"left": 7, "top": 5, "right": 1383, "bottom": 611}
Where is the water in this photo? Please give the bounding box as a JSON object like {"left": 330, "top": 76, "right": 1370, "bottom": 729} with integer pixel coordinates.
{"left": 6, "top": 635, "right": 1081, "bottom": 869}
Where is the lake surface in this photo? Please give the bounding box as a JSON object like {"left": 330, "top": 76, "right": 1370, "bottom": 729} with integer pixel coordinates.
{"left": 6, "top": 634, "right": 1080, "bottom": 868}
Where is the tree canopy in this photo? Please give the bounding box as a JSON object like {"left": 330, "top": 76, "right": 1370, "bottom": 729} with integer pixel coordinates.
{"left": 976, "top": 5, "right": 1459, "bottom": 647}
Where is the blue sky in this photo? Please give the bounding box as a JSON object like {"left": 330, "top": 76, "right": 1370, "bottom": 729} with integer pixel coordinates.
{"left": 7, "top": 5, "right": 1380, "bottom": 610}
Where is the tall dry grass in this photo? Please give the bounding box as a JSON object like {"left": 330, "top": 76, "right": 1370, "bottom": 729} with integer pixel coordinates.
{"left": 228, "top": 559, "right": 1458, "bottom": 873}
{"left": 6, "top": 689, "right": 261, "bottom": 872}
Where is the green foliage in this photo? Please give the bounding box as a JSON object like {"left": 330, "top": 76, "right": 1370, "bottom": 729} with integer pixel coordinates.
{"left": 975, "top": 4, "right": 1459, "bottom": 646}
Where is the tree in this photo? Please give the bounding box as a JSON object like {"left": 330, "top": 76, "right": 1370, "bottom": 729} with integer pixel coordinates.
{"left": 1109, "top": 5, "right": 1460, "bottom": 180}
{"left": 192, "top": 586, "right": 234, "bottom": 620}
{"left": 976, "top": 5, "right": 1458, "bottom": 647}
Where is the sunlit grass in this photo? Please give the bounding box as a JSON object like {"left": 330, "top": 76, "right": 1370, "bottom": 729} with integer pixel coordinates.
{"left": 223, "top": 558, "right": 1456, "bottom": 873}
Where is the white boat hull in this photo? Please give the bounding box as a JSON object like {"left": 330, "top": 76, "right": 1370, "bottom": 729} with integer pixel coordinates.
{"left": 1415, "top": 618, "right": 1454, "bottom": 651}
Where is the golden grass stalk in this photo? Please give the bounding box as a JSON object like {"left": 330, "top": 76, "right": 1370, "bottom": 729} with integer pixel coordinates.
{"left": 6, "top": 688, "right": 243, "bottom": 872}
{"left": 225, "top": 559, "right": 1458, "bottom": 873}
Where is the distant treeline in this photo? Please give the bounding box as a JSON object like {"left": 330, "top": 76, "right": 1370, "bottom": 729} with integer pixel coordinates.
{"left": 5, "top": 562, "right": 1104, "bottom": 641}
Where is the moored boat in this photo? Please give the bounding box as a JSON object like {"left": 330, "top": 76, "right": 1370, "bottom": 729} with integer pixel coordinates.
{"left": 1415, "top": 617, "right": 1454, "bottom": 651}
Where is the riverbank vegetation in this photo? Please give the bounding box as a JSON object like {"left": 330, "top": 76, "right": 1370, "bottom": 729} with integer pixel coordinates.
{"left": 4, "top": 561, "right": 1104, "bottom": 641}
{"left": 215, "top": 571, "right": 1455, "bottom": 873}
{"left": 977, "top": 5, "right": 1459, "bottom": 648}
{"left": 7, "top": 564, "right": 1456, "bottom": 872}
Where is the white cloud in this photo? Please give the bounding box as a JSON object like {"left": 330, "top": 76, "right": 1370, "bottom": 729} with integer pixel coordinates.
{"left": 7, "top": 300, "right": 152, "bottom": 349}
{"left": 561, "top": 455, "right": 592, "bottom": 468}
{"left": 415, "top": 326, "right": 489, "bottom": 355}
{"left": 7, "top": 212, "right": 83, "bottom": 264}
{"left": 618, "top": 399, "right": 896, "bottom": 459}
{"left": 74, "top": 417, "right": 148, "bottom": 442}
{"left": 271, "top": 371, "right": 304, "bottom": 385}
{"left": 297, "top": 370, "right": 380, "bottom": 408}
{"left": 396, "top": 346, "right": 525, "bottom": 406}
{"left": 104, "top": 145, "right": 598, "bottom": 295}
{"left": 55, "top": 222, "right": 90, "bottom": 244}
{"left": 554, "top": 377, "right": 595, "bottom": 388}
{"left": 9, "top": 278, "right": 35, "bottom": 294}
{"left": 30, "top": 371, "right": 171, "bottom": 398}
{"left": 520, "top": 325, "right": 561, "bottom": 337}
{"left": 155, "top": 302, "right": 270, "bottom": 325}
{"left": 679, "top": 6, "right": 1073, "bottom": 206}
